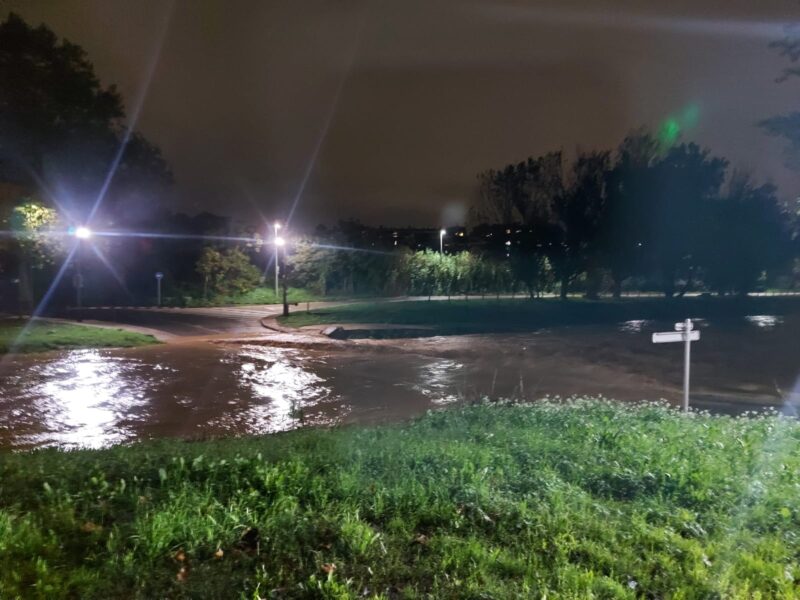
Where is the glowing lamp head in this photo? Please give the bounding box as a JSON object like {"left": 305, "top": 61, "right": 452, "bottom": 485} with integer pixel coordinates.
{"left": 274, "top": 236, "right": 286, "bottom": 247}
{"left": 75, "top": 226, "right": 92, "bottom": 239}
{"left": 440, "top": 229, "right": 446, "bottom": 236}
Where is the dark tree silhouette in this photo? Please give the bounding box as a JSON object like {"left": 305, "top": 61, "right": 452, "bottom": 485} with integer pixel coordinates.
{"left": 0, "top": 12, "right": 171, "bottom": 222}
{"left": 760, "top": 26, "right": 800, "bottom": 168}
{"left": 642, "top": 143, "right": 727, "bottom": 297}
{"left": 700, "top": 172, "right": 792, "bottom": 295}
{"left": 599, "top": 132, "right": 660, "bottom": 297}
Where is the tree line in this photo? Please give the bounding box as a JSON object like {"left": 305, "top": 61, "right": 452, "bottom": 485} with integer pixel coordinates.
{"left": 2, "top": 12, "right": 799, "bottom": 309}
{"left": 470, "top": 133, "right": 797, "bottom": 298}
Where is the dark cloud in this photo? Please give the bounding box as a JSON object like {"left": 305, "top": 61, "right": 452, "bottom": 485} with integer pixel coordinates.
{"left": 6, "top": 0, "right": 800, "bottom": 228}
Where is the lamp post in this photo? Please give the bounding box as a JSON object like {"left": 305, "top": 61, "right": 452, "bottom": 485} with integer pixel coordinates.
{"left": 73, "top": 226, "right": 92, "bottom": 312}
{"left": 439, "top": 228, "right": 446, "bottom": 254}
{"left": 273, "top": 222, "right": 282, "bottom": 296}
{"left": 274, "top": 235, "right": 286, "bottom": 305}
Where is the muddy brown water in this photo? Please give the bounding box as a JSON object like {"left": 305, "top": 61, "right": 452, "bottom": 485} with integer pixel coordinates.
{"left": 1, "top": 315, "right": 799, "bottom": 449}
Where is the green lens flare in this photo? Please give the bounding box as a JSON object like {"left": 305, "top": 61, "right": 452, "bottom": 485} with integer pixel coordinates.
{"left": 658, "top": 104, "right": 700, "bottom": 147}
{"left": 660, "top": 118, "right": 681, "bottom": 145}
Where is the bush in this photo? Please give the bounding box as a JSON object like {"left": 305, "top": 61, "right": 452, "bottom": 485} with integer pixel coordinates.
{"left": 196, "top": 247, "right": 261, "bottom": 297}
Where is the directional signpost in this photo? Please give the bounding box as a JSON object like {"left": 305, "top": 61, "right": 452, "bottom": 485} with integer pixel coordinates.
{"left": 652, "top": 318, "right": 700, "bottom": 413}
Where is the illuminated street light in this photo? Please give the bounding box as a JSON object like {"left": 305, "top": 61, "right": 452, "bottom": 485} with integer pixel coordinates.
{"left": 439, "top": 228, "right": 446, "bottom": 254}
{"left": 274, "top": 237, "right": 286, "bottom": 246}
{"left": 75, "top": 226, "right": 92, "bottom": 239}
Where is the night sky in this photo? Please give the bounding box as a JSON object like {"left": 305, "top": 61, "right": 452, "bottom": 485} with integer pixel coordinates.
{"left": 5, "top": 0, "right": 800, "bottom": 228}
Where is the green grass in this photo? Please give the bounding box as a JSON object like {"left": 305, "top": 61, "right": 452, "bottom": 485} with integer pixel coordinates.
{"left": 180, "top": 287, "right": 327, "bottom": 308}
{"left": 280, "top": 296, "right": 800, "bottom": 334}
{"left": 0, "top": 319, "right": 160, "bottom": 354}
{"left": 1, "top": 400, "right": 798, "bottom": 598}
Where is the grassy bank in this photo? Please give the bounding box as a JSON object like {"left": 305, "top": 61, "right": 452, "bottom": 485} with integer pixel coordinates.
{"left": 180, "top": 286, "right": 323, "bottom": 308}
{"left": 0, "top": 319, "right": 159, "bottom": 354}
{"left": 1, "top": 400, "right": 798, "bottom": 598}
{"left": 279, "top": 296, "right": 800, "bottom": 333}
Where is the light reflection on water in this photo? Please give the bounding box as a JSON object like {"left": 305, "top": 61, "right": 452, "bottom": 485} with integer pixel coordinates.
{"left": 412, "top": 358, "right": 464, "bottom": 405}
{"left": 21, "top": 350, "right": 156, "bottom": 448}
{"left": 745, "top": 315, "right": 783, "bottom": 329}
{"left": 619, "top": 319, "right": 653, "bottom": 334}
{"left": 1, "top": 315, "right": 799, "bottom": 449}
{"left": 223, "top": 345, "right": 334, "bottom": 433}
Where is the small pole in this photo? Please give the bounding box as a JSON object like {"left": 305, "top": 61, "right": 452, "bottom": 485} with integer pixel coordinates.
{"left": 75, "top": 272, "right": 83, "bottom": 309}
{"left": 274, "top": 222, "right": 281, "bottom": 297}
{"left": 155, "top": 272, "right": 164, "bottom": 307}
{"left": 75, "top": 243, "right": 83, "bottom": 310}
{"left": 274, "top": 249, "right": 279, "bottom": 296}
{"left": 683, "top": 318, "right": 691, "bottom": 412}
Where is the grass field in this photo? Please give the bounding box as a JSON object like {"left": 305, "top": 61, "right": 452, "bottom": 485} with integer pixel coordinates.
{"left": 1, "top": 400, "right": 798, "bottom": 598}
{"left": 181, "top": 286, "right": 323, "bottom": 308}
{"left": 0, "top": 319, "right": 160, "bottom": 354}
{"left": 279, "top": 296, "right": 800, "bottom": 333}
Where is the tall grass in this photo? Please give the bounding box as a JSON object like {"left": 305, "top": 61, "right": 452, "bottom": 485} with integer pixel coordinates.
{"left": 1, "top": 399, "right": 798, "bottom": 598}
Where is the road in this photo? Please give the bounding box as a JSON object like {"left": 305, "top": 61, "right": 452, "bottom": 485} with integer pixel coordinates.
{"left": 62, "top": 304, "right": 302, "bottom": 337}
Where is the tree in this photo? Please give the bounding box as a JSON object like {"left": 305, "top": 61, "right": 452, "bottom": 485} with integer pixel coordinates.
{"left": 599, "top": 132, "right": 660, "bottom": 297}
{"left": 0, "top": 13, "right": 171, "bottom": 222}
{"left": 760, "top": 26, "right": 800, "bottom": 168}
{"left": 8, "top": 199, "right": 61, "bottom": 312}
{"left": 549, "top": 151, "right": 611, "bottom": 299}
{"left": 197, "top": 247, "right": 223, "bottom": 299}
{"left": 700, "top": 173, "right": 792, "bottom": 294}
{"left": 644, "top": 144, "right": 727, "bottom": 297}
{"left": 286, "top": 242, "right": 335, "bottom": 295}
{"left": 510, "top": 253, "right": 552, "bottom": 299}
{"left": 473, "top": 151, "right": 609, "bottom": 299}
{"left": 196, "top": 247, "right": 260, "bottom": 298}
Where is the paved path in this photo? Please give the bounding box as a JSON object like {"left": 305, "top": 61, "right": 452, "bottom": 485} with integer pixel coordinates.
{"left": 64, "top": 305, "right": 285, "bottom": 336}
{"left": 62, "top": 302, "right": 346, "bottom": 337}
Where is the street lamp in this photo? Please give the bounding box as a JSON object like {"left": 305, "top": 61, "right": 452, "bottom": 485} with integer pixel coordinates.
{"left": 273, "top": 222, "right": 282, "bottom": 296}
{"left": 439, "top": 228, "right": 446, "bottom": 254}
{"left": 71, "top": 226, "right": 92, "bottom": 312}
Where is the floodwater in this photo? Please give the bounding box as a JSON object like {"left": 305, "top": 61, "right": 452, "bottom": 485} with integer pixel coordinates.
{"left": 1, "top": 315, "right": 799, "bottom": 449}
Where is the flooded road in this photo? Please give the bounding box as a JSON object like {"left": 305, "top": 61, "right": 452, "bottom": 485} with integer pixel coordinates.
{"left": 1, "top": 315, "right": 799, "bottom": 449}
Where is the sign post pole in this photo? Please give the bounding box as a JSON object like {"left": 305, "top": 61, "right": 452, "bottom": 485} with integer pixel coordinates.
{"left": 652, "top": 318, "right": 700, "bottom": 413}
{"left": 682, "top": 318, "right": 691, "bottom": 413}
{"left": 155, "top": 272, "right": 164, "bottom": 307}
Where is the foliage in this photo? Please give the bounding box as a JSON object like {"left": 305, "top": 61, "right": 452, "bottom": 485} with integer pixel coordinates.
{"left": 196, "top": 247, "right": 261, "bottom": 298}
{"left": 176, "top": 286, "right": 323, "bottom": 308}
{"left": 700, "top": 173, "right": 793, "bottom": 294}
{"left": 0, "top": 400, "right": 798, "bottom": 598}
{"left": 0, "top": 319, "right": 158, "bottom": 354}
{"left": 0, "top": 12, "right": 170, "bottom": 222}
{"left": 9, "top": 200, "right": 61, "bottom": 269}
{"left": 760, "top": 26, "right": 800, "bottom": 168}
{"left": 474, "top": 132, "right": 793, "bottom": 298}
